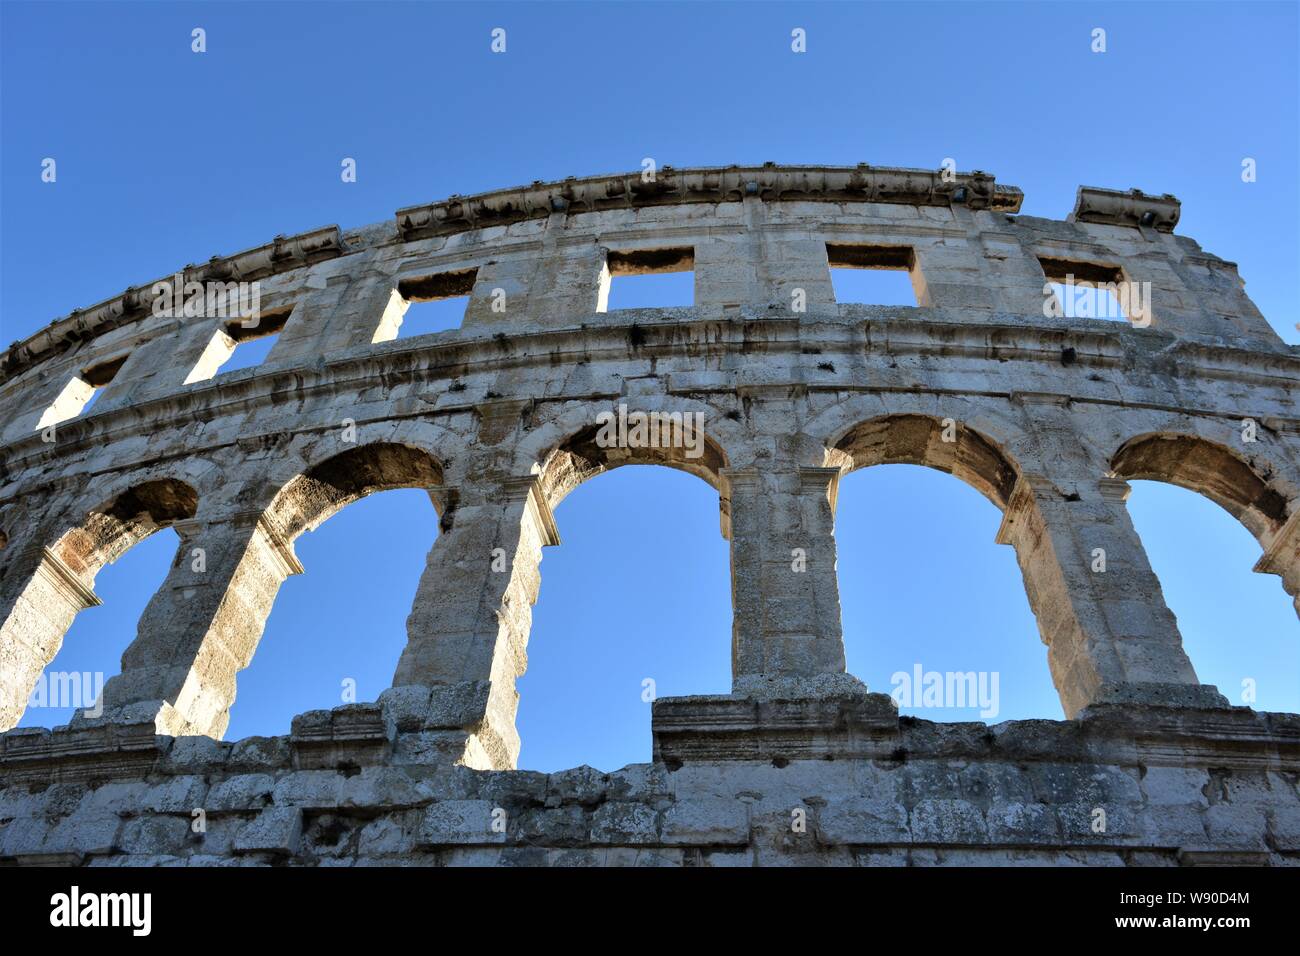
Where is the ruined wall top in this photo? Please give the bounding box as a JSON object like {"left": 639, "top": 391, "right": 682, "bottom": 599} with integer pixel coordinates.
{"left": 1, "top": 163, "right": 1279, "bottom": 384}
{"left": 0, "top": 162, "right": 1292, "bottom": 475}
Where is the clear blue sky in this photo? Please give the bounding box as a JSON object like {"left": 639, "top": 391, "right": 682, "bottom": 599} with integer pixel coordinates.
{"left": 4, "top": 2, "right": 1297, "bottom": 770}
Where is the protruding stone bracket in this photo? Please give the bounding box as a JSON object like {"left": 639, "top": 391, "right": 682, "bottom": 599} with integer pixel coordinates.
{"left": 1097, "top": 476, "right": 1133, "bottom": 503}
{"left": 1253, "top": 506, "right": 1300, "bottom": 577}
{"left": 1069, "top": 186, "right": 1181, "bottom": 233}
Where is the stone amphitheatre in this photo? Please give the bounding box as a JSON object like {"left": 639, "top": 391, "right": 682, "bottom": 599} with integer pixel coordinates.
{"left": 0, "top": 163, "right": 1296, "bottom": 866}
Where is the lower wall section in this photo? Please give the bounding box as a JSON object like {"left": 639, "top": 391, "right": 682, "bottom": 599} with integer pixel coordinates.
{"left": 1, "top": 691, "right": 1298, "bottom": 866}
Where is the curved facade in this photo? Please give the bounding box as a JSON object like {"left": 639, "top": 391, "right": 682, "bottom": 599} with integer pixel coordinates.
{"left": 1, "top": 164, "right": 1297, "bottom": 865}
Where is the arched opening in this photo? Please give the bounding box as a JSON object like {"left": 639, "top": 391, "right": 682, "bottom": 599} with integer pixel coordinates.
{"left": 539, "top": 419, "right": 727, "bottom": 510}
{"left": 268, "top": 442, "right": 444, "bottom": 539}
{"left": 828, "top": 416, "right": 1058, "bottom": 721}
{"left": 19, "top": 529, "right": 180, "bottom": 729}
{"left": 227, "top": 443, "right": 444, "bottom": 736}
{"left": 1114, "top": 433, "right": 1299, "bottom": 713}
{"left": 1112, "top": 433, "right": 1288, "bottom": 542}
{"left": 1, "top": 478, "right": 197, "bottom": 730}
{"left": 518, "top": 420, "right": 730, "bottom": 771}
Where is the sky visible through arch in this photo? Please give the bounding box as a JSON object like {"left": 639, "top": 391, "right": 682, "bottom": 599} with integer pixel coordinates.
{"left": 4, "top": 2, "right": 1297, "bottom": 770}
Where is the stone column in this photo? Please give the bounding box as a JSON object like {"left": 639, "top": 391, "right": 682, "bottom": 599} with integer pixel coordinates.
{"left": 390, "top": 474, "right": 559, "bottom": 770}
{"left": 0, "top": 542, "right": 102, "bottom": 731}
{"left": 725, "top": 464, "right": 850, "bottom": 695}
{"left": 996, "top": 473, "right": 1226, "bottom": 716}
{"left": 82, "top": 513, "right": 303, "bottom": 737}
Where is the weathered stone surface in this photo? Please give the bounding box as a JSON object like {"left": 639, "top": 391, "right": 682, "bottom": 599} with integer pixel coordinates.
{"left": 0, "top": 165, "right": 1296, "bottom": 865}
{"left": 660, "top": 799, "right": 750, "bottom": 846}
{"left": 233, "top": 808, "right": 303, "bottom": 855}
{"left": 419, "top": 800, "right": 505, "bottom": 847}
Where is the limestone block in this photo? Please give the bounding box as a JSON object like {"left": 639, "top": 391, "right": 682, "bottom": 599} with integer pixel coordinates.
{"left": 660, "top": 799, "right": 750, "bottom": 846}
{"left": 206, "top": 774, "right": 276, "bottom": 812}
{"left": 233, "top": 807, "right": 304, "bottom": 855}
{"left": 816, "top": 798, "right": 910, "bottom": 845}
{"left": 418, "top": 800, "right": 505, "bottom": 846}
{"left": 910, "top": 799, "right": 988, "bottom": 844}
{"left": 589, "top": 802, "right": 660, "bottom": 845}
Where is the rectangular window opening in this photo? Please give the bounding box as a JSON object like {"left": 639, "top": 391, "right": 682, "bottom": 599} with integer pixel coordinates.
{"left": 75, "top": 354, "right": 128, "bottom": 415}
{"left": 35, "top": 353, "right": 128, "bottom": 429}
{"left": 603, "top": 247, "right": 694, "bottom": 311}
{"left": 396, "top": 269, "right": 476, "bottom": 336}
{"left": 827, "top": 244, "right": 918, "bottom": 306}
{"left": 1038, "top": 257, "right": 1129, "bottom": 323}
{"left": 213, "top": 305, "right": 293, "bottom": 376}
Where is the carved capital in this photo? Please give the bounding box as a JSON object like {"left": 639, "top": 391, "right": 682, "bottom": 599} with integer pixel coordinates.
{"left": 38, "top": 547, "right": 102, "bottom": 612}
{"left": 798, "top": 466, "right": 841, "bottom": 514}
{"left": 499, "top": 475, "right": 560, "bottom": 548}
{"left": 1254, "top": 507, "right": 1300, "bottom": 584}
{"left": 994, "top": 474, "right": 1056, "bottom": 547}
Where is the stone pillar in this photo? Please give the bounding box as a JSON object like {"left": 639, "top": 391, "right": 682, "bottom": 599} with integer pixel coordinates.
{"left": 725, "top": 465, "right": 850, "bottom": 695}
{"left": 83, "top": 513, "right": 303, "bottom": 737}
{"left": 90, "top": 318, "right": 203, "bottom": 412}
{"left": 958, "top": 207, "right": 1058, "bottom": 315}
{"left": 522, "top": 212, "right": 610, "bottom": 321}
{"left": 996, "top": 474, "right": 1226, "bottom": 716}
{"left": 462, "top": 256, "right": 536, "bottom": 328}
{"left": 694, "top": 234, "right": 760, "bottom": 311}
{"left": 390, "top": 475, "right": 559, "bottom": 770}
{"left": 0, "top": 543, "right": 102, "bottom": 731}
{"left": 757, "top": 232, "right": 836, "bottom": 311}
{"left": 269, "top": 260, "right": 402, "bottom": 361}
{"left": 1254, "top": 507, "right": 1300, "bottom": 619}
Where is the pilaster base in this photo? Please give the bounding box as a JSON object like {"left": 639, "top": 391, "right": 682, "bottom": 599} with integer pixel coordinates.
{"left": 652, "top": 683, "right": 899, "bottom": 764}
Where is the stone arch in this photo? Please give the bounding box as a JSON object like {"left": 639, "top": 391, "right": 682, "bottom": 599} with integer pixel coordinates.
{"left": 511, "top": 417, "right": 732, "bottom": 760}
{"left": 820, "top": 413, "right": 1051, "bottom": 708}
{"left": 85, "top": 441, "right": 447, "bottom": 738}
{"left": 0, "top": 476, "right": 199, "bottom": 731}
{"left": 388, "top": 409, "right": 734, "bottom": 769}
{"left": 538, "top": 419, "right": 729, "bottom": 511}
{"left": 1111, "top": 431, "right": 1290, "bottom": 542}
{"left": 49, "top": 477, "right": 199, "bottom": 579}
{"left": 1111, "top": 430, "right": 1300, "bottom": 624}
{"left": 266, "top": 441, "right": 445, "bottom": 541}
{"left": 825, "top": 413, "right": 1020, "bottom": 508}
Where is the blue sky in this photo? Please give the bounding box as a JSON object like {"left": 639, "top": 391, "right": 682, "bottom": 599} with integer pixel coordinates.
{"left": 4, "top": 2, "right": 1297, "bottom": 770}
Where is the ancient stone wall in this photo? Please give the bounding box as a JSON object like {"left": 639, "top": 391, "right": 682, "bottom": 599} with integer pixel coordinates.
{"left": 1, "top": 164, "right": 1297, "bottom": 865}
